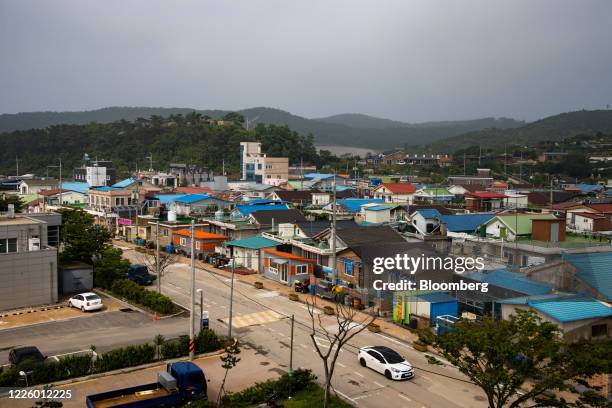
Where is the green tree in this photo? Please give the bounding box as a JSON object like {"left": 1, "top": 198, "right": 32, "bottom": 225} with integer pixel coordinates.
{"left": 0, "top": 194, "right": 24, "bottom": 213}
{"left": 222, "top": 112, "right": 245, "bottom": 125}
{"left": 435, "top": 310, "right": 611, "bottom": 408}
{"left": 218, "top": 340, "right": 241, "bottom": 405}
{"left": 93, "top": 247, "right": 130, "bottom": 289}
{"left": 58, "top": 209, "right": 110, "bottom": 263}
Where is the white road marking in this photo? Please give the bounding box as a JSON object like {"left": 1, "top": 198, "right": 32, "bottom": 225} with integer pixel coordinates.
{"left": 299, "top": 343, "right": 309, "bottom": 349}
{"left": 354, "top": 371, "right": 364, "bottom": 378}
{"left": 373, "top": 381, "right": 385, "bottom": 388}
{"left": 398, "top": 394, "right": 412, "bottom": 402}
{"left": 335, "top": 389, "right": 358, "bottom": 405}
{"left": 337, "top": 362, "right": 347, "bottom": 368}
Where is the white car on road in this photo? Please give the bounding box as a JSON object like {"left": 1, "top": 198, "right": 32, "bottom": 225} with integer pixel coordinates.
{"left": 358, "top": 346, "right": 415, "bottom": 380}
{"left": 68, "top": 292, "right": 104, "bottom": 312}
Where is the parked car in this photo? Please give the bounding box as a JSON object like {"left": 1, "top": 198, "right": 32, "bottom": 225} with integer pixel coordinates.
{"left": 358, "top": 346, "right": 414, "bottom": 380}
{"left": 9, "top": 346, "right": 46, "bottom": 366}
{"left": 68, "top": 292, "right": 104, "bottom": 312}
{"left": 127, "top": 264, "right": 157, "bottom": 285}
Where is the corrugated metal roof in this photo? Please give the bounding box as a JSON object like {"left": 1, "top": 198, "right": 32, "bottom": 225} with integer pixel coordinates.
{"left": 155, "top": 194, "right": 185, "bottom": 204}
{"left": 416, "top": 209, "right": 442, "bottom": 219}
{"left": 439, "top": 213, "right": 495, "bottom": 232}
{"left": 531, "top": 297, "right": 612, "bottom": 322}
{"left": 416, "top": 292, "right": 456, "bottom": 303}
{"left": 466, "top": 269, "right": 552, "bottom": 295}
{"left": 112, "top": 178, "right": 136, "bottom": 188}
{"left": 337, "top": 198, "right": 384, "bottom": 212}
{"left": 365, "top": 205, "right": 391, "bottom": 212}
{"left": 174, "top": 194, "right": 211, "bottom": 204}
{"left": 61, "top": 182, "right": 89, "bottom": 195}
{"left": 565, "top": 252, "right": 612, "bottom": 301}
{"left": 225, "top": 236, "right": 278, "bottom": 249}
{"left": 236, "top": 203, "right": 289, "bottom": 216}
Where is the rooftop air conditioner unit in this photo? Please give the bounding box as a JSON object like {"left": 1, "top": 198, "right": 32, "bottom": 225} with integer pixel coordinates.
{"left": 28, "top": 238, "right": 40, "bottom": 251}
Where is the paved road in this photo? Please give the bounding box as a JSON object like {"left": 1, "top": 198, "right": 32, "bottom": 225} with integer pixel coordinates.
{"left": 122, "top": 250, "right": 488, "bottom": 408}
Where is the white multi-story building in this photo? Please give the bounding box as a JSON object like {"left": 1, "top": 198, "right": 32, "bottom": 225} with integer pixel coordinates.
{"left": 240, "top": 142, "right": 288, "bottom": 184}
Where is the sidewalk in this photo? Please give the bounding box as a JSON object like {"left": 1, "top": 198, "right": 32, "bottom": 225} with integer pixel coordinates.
{"left": 114, "top": 240, "right": 418, "bottom": 346}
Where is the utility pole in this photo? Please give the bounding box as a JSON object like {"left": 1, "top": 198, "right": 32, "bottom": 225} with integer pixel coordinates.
{"left": 15, "top": 156, "right": 19, "bottom": 178}
{"left": 156, "top": 221, "right": 161, "bottom": 293}
{"left": 189, "top": 220, "right": 196, "bottom": 360}
{"left": 197, "top": 288, "right": 203, "bottom": 332}
{"left": 228, "top": 255, "right": 235, "bottom": 338}
{"left": 463, "top": 153, "right": 466, "bottom": 176}
{"left": 330, "top": 175, "right": 337, "bottom": 285}
{"left": 478, "top": 145, "right": 482, "bottom": 167}
{"left": 58, "top": 159, "right": 62, "bottom": 207}
{"left": 504, "top": 144, "right": 507, "bottom": 176}
{"left": 289, "top": 314, "right": 295, "bottom": 399}
{"left": 549, "top": 177, "right": 553, "bottom": 211}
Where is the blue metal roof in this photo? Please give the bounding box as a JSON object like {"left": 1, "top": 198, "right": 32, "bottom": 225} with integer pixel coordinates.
{"left": 416, "top": 292, "right": 456, "bottom": 303}
{"left": 336, "top": 185, "right": 355, "bottom": 192}
{"left": 174, "top": 194, "right": 211, "bottom": 204}
{"left": 466, "top": 269, "right": 552, "bottom": 295}
{"left": 439, "top": 213, "right": 495, "bottom": 233}
{"left": 337, "top": 198, "right": 384, "bottom": 212}
{"left": 155, "top": 194, "right": 185, "bottom": 205}
{"left": 565, "top": 252, "right": 612, "bottom": 301}
{"left": 416, "top": 209, "right": 442, "bottom": 219}
{"left": 225, "top": 236, "right": 278, "bottom": 249}
{"left": 498, "top": 294, "right": 612, "bottom": 322}
{"left": 304, "top": 173, "right": 336, "bottom": 180}
{"left": 61, "top": 182, "right": 89, "bottom": 195}
{"left": 236, "top": 203, "right": 289, "bottom": 216}
{"left": 365, "top": 205, "right": 391, "bottom": 212}
{"left": 112, "top": 178, "right": 136, "bottom": 188}
{"left": 244, "top": 199, "right": 279, "bottom": 204}
{"left": 92, "top": 186, "right": 124, "bottom": 192}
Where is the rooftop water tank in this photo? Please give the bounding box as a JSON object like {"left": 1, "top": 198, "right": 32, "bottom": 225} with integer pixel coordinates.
{"left": 214, "top": 209, "right": 224, "bottom": 220}
{"left": 167, "top": 210, "right": 177, "bottom": 222}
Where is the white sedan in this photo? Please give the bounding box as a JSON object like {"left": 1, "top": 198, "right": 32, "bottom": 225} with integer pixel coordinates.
{"left": 358, "top": 346, "right": 415, "bottom": 380}
{"left": 68, "top": 292, "right": 104, "bottom": 312}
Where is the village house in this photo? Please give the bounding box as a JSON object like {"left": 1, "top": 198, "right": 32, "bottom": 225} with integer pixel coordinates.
{"left": 372, "top": 183, "right": 417, "bottom": 203}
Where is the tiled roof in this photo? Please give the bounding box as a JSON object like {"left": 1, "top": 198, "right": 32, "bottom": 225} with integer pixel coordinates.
{"left": 263, "top": 249, "right": 315, "bottom": 262}
{"left": 465, "top": 191, "right": 506, "bottom": 199}
{"left": 38, "top": 188, "right": 71, "bottom": 197}
{"left": 586, "top": 204, "right": 612, "bottom": 213}
{"left": 173, "top": 230, "right": 228, "bottom": 240}
{"left": 173, "top": 186, "right": 213, "bottom": 194}
{"left": 376, "top": 183, "right": 417, "bottom": 194}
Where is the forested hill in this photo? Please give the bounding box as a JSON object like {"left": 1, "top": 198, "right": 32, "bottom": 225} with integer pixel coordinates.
{"left": 430, "top": 109, "right": 612, "bottom": 152}
{"left": 0, "top": 106, "right": 524, "bottom": 150}
{"left": 0, "top": 115, "right": 317, "bottom": 177}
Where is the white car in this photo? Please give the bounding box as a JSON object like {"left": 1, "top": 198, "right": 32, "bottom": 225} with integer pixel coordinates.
{"left": 68, "top": 292, "right": 104, "bottom": 312}
{"left": 358, "top": 346, "right": 415, "bottom": 380}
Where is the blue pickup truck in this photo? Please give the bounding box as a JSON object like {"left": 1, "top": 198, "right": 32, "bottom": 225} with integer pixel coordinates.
{"left": 85, "top": 362, "right": 207, "bottom": 408}
{"left": 127, "top": 264, "right": 157, "bottom": 286}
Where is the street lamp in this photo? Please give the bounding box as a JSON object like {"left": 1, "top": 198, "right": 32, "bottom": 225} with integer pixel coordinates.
{"left": 196, "top": 288, "right": 203, "bottom": 332}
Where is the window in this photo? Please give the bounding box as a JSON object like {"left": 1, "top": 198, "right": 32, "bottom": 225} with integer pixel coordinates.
{"left": 592, "top": 324, "right": 607, "bottom": 338}
{"left": 195, "top": 241, "right": 200, "bottom": 250}
{"left": 0, "top": 238, "right": 17, "bottom": 253}
{"left": 367, "top": 350, "right": 385, "bottom": 363}
{"left": 180, "top": 238, "right": 186, "bottom": 246}
{"left": 296, "top": 265, "right": 308, "bottom": 275}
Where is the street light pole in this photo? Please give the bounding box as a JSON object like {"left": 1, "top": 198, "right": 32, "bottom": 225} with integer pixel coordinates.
{"left": 197, "top": 288, "right": 203, "bottom": 332}
{"left": 189, "top": 220, "right": 196, "bottom": 360}
{"left": 228, "top": 256, "right": 235, "bottom": 338}
{"left": 156, "top": 221, "right": 161, "bottom": 294}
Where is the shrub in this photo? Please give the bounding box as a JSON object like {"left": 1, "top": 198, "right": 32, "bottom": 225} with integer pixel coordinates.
{"left": 220, "top": 369, "right": 316, "bottom": 407}
{"left": 31, "top": 354, "right": 92, "bottom": 384}
{"left": 0, "top": 367, "right": 19, "bottom": 387}
{"left": 417, "top": 327, "right": 435, "bottom": 345}
{"left": 95, "top": 343, "right": 155, "bottom": 373}
{"left": 161, "top": 336, "right": 189, "bottom": 360}
{"left": 110, "top": 279, "right": 177, "bottom": 314}
{"left": 196, "top": 329, "right": 221, "bottom": 354}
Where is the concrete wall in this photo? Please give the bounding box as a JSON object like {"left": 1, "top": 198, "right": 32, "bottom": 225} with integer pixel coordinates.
{"left": 0, "top": 247, "right": 58, "bottom": 310}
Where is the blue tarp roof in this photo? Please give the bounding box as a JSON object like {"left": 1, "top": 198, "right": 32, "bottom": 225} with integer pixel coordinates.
{"left": 61, "top": 182, "right": 89, "bottom": 195}
{"left": 565, "top": 252, "right": 612, "bottom": 301}
{"left": 174, "top": 194, "right": 211, "bottom": 204}
{"left": 466, "top": 269, "right": 552, "bottom": 295}
{"left": 225, "top": 236, "right": 279, "bottom": 249}
{"left": 439, "top": 213, "right": 495, "bottom": 233}
{"left": 337, "top": 198, "right": 384, "bottom": 212}
{"left": 416, "top": 292, "right": 456, "bottom": 303}
{"left": 575, "top": 183, "right": 604, "bottom": 193}
{"left": 416, "top": 209, "right": 442, "bottom": 219}
{"left": 112, "top": 178, "right": 136, "bottom": 188}
{"left": 236, "top": 203, "right": 289, "bottom": 216}
{"left": 498, "top": 294, "right": 612, "bottom": 322}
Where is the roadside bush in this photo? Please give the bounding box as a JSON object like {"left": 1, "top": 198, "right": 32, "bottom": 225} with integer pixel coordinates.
{"left": 160, "top": 336, "right": 189, "bottom": 360}
{"left": 95, "top": 343, "right": 155, "bottom": 373}
{"left": 220, "top": 369, "right": 316, "bottom": 407}
{"left": 0, "top": 367, "right": 19, "bottom": 387}
{"left": 196, "top": 329, "right": 221, "bottom": 354}
{"left": 110, "top": 279, "right": 177, "bottom": 314}
{"left": 31, "top": 354, "right": 92, "bottom": 384}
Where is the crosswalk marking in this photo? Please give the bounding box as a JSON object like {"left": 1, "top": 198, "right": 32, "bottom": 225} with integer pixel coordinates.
{"left": 221, "top": 310, "right": 284, "bottom": 328}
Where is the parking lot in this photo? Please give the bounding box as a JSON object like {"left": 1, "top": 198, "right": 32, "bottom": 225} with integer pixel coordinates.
{"left": 0, "top": 293, "right": 124, "bottom": 331}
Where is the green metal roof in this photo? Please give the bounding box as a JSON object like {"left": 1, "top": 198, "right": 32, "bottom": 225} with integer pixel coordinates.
{"left": 490, "top": 214, "right": 558, "bottom": 235}
{"left": 224, "top": 235, "right": 279, "bottom": 249}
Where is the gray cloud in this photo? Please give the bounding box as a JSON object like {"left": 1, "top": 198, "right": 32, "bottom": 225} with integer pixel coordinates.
{"left": 1, "top": 0, "right": 611, "bottom": 122}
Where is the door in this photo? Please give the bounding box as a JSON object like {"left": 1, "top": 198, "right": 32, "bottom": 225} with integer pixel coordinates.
{"left": 367, "top": 350, "right": 386, "bottom": 374}
{"left": 72, "top": 295, "right": 83, "bottom": 308}
{"left": 550, "top": 222, "right": 559, "bottom": 242}
{"left": 280, "top": 264, "right": 288, "bottom": 283}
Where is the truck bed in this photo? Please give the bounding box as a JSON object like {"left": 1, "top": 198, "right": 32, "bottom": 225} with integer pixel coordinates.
{"left": 86, "top": 383, "right": 174, "bottom": 408}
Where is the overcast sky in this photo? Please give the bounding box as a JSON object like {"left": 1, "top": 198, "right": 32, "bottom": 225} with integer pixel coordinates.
{"left": 1, "top": 0, "right": 611, "bottom": 122}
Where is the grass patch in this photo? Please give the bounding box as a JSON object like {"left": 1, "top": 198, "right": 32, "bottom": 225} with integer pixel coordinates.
{"left": 282, "top": 384, "right": 353, "bottom": 408}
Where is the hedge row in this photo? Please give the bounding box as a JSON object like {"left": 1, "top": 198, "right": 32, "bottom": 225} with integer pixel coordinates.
{"left": 110, "top": 279, "right": 177, "bottom": 314}
{"left": 1, "top": 329, "right": 220, "bottom": 387}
